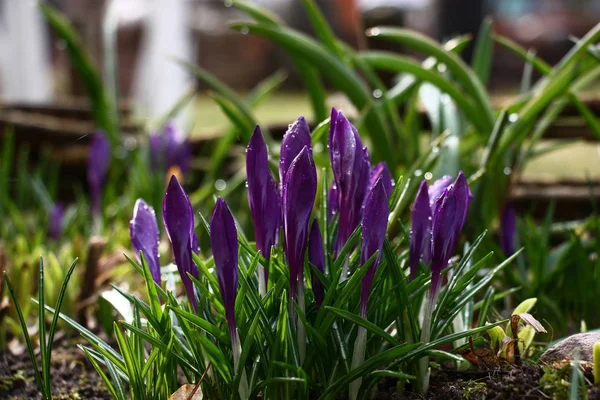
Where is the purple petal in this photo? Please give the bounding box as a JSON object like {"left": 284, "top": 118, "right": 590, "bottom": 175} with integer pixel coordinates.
{"left": 279, "top": 116, "right": 311, "bottom": 187}
{"left": 49, "top": 202, "right": 64, "bottom": 241}
{"left": 163, "top": 175, "right": 199, "bottom": 311}
{"left": 150, "top": 123, "right": 192, "bottom": 173}
{"left": 451, "top": 171, "right": 471, "bottom": 238}
{"left": 329, "top": 110, "right": 371, "bottom": 253}
{"left": 428, "top": 175, "right": 453, "bottom": 211}
{"left": 87, "top": 131, "right": 111, "bottom": 215}
{"left": 246, "top": 126, "right": 281, "bottom": 261}
{"left": 283, "top": 146, "right": 317, "bottom": 299}
{"left": 429, "top": 172, "right": 471, "bottom": 297}
{"left": 308, "top": 219, "right": 325, "bottom": 308}
{"left": 499, "top": 202, "right": 517, "bottom": 256}
{"left": 210, "top": 197, "right": 239, "bottom": 335}
{"left": 430, "top": 188, "right": 457, "bottom": 295}
{"left": 369, "top": 162, "right": 394, "bottom": 200}
{"left": 130, "top": 199, "right": 161, "bottom": 286}
{"left": 359, "top": 177, "right": 389, "bottom": 317}
{"left": 409, "top": 181, "right": 431, "bottom": 281}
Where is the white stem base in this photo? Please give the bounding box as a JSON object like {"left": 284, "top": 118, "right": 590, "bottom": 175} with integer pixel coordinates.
{"left": 349, "top": 326, "right": 367, "bottom": 400}
{"left": 297, "top": 282, "right": 306, "bottom": 364}
{"left": 258, "top": 267, "right": 267, "bottom": 297}
{"left": 232, "top": 329, "right": 250, "bottom": 399}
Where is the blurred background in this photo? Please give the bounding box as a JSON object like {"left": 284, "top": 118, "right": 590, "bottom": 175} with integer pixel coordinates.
{"left": 1, "top": 0, "right": 599, "bottom": 181}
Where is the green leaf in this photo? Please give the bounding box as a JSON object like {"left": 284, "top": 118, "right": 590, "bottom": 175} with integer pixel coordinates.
{"left": 367, "top": 27, "right": 494, "bottom": 131}
{"left": 471, "top": 17, "right": 493, "bottom": 86}
{"left": 325, "top": 307, "right": 400, "bottom": 346}
{"left": 4, "top": 273, "right": 45, "bottom": 398}
{"left": 81, "top": 346, "right": 122, "bottom": 400}
{"left": 360, "top": 51, "right": 490, "bottom": 134}
{"left": 210, "top": 93, "right": 255, "bottom": 142}
{"left": 45, "top": 259, "right": 79, "bottom": 390}
{"left": 300, "top": 0, "right": 342, "bottom": 59}
{"left": 169, "top": 307, "right": 230, "bottom": 344}
{"left": 39, "top": 3, "right": 116, "bottom": 144}
{"left": 229, "top": 21, "right": 395, "bottom": 165}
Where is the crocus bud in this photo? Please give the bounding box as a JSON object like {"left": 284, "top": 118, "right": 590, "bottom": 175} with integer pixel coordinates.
{"left": 130, "top": 199, "right": 161, "bottom": 286}
{"left": 329, "top": 108, "right": 371, "bottom": 254}
{"left": 210, "top": 197, "right": 239, "bottom": 335}
{"left": 359, "top": 178, "right": 388, "bottom": 317}
{"left": 163, "top": 175, "right": 199, "bottom": 311}
{"left": 150, "top": 122, "right": 192, "bottom": 174}
{"left": 87, "top": 131, "right": 111, "bottom": 216}
{"left": 369, "top": 162, "right": 394, "bottom": 200}
{"left": 499, "top": 202, "right": 517, "bottom": 256}
{"left": 430, "top": 171, "right": 470, "bottom": 297}
{"left": 246, "top": 126, "right": 281, "bottom": 261}
{"left": 428, "top": 175, "right": 453, "bottom": 209}
{"left": 279, "top": 116, "right": 311, "bottom": 187}
{"left": 283, "top": 146, "right": 317, "bottom": 299}
{"left": 49, "top": 202, "right": 64, "bottom": 241}
{"left": 409, "top": 181, "right": 431, "bottom": 281}
{"left": 308, "top": 219, "right": 325, "bottom": 308}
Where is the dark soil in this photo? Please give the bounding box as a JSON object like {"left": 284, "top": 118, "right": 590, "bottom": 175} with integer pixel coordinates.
{"left": 0, "top": 339, "right": 111, "bottom": 400}
{"left": 373, "top": 364, "right": 600, "bottom": 400}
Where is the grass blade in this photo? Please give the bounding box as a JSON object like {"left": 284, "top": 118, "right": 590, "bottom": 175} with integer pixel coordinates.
{"left": 4, "top": 273, "right": 45, "bottom": 398}
{"left": 471, "top": 17, "right": 493, "bottom": 86}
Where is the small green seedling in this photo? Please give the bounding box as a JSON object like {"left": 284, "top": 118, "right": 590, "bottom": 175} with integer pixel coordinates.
{"left": 487, "top": 298, "right": 547, "bottom": 363}
{"left": 594, "top": 342, "right": 600, "bottom": 386}
{"left": 4, "top": 258, "right": 78, "bottom": 400}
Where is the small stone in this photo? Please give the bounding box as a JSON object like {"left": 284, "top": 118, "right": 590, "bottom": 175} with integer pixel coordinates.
{"left": 539, "top": 332, "right": 600, "bottom": 364}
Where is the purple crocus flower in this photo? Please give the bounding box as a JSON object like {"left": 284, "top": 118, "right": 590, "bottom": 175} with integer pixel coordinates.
{"left": 427, "top": 175, "right": 454, "bottom": 209}
{"left": 359, "top": 177, "right": 389, "bottom": 317}
{"left": 87, "top": 131, "right": 111, "bottom": 215}
{"left": 49, "top": 202, "right": 64, "bottom": 241}
{"left": 149, "top": 123, "right": 192, "bottom": 174}
{"left": 130, "top": 199, "right": 161, "bottom": 286}
{"left": 329, "top": 108, "right": 371, "bottom": 254}
{"left": 429, "top": 171, "right": 470, "bottom": 297}
{"left": 283, "top": 146, "right": 317, "bottom": 299}
{"left": 308, "top": 219, "right": 325, "bottom": 308}
{"left": 246, "top": 126, "right": 281, "bottom": 272}
{"left": 409, "top": 181, "right": 431, "bottom": 281}
{"left": 163, "top": 175, "right": 199, "bottom": 312}
{"left": 210, "top": 197, "right": 239, "bottom": 336}
{"left": 499, "top": 202, "right": 517, "bottom": 256}
{"left": 279, "top": 116, "right": 312, "bottom": 187}
{"left": 369, "top": 162, "right": 394, "bottom": 200}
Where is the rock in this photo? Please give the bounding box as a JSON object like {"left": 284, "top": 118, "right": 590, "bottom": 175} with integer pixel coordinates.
{"left": 539, "top": 332, "right": 600, "bottom": 364}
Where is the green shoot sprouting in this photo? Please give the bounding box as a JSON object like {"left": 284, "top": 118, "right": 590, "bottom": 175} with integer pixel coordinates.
{"left": 4, "top": 257, "right": 78, "bottom": 400}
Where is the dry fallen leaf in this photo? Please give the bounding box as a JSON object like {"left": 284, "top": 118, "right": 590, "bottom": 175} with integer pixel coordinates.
{"left": 169, "top": 384, "right": 203, "bottom": 400}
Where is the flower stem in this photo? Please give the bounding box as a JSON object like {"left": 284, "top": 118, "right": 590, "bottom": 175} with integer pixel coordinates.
{"left": 418, "top": 286, "right": 439, "bottom": 394}
{"left": 349, "top": 325, "right": 367, "bottom": 400}
{"left": 297, "top": 281, "right": 306, "bottom": 364}
{"left": 232, "top": 328, "right": 249, "bottom": 399}
{"left": 258, "top": 267, "right": 267, "bottom": 297}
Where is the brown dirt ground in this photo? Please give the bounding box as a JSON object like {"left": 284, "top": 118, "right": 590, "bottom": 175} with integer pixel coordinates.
{"left": 0, "top": 340, "right": 111, "bottom": 400}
